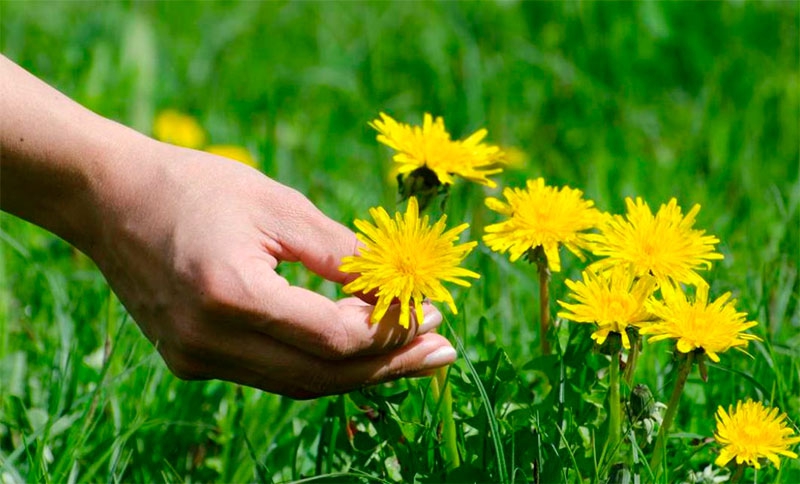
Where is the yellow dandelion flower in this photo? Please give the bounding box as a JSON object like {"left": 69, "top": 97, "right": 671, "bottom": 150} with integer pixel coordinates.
{"left": 587, "top": 197, "right": 723, "bottom": 287}
{"left": 640, "top": 283, "right": 760, "bottom": 362}
{"left": 482, "top": 178, "right": 602, "bottom": 272}
{"left": 500, "top": 146, "right": 529, "bottom": 170}
{"left": 206, "top": 145, "right": 258, "bottom": 168}
{"left": 370, "top": 112, "right": 504, "bottom": 188}
{"left": 340, "top": 197, "right": 480, "bottom": 329}
{"left": 557, "top": 267, "right": 657, "bottom": 349}
{"left": 715, "top": 399, "right": 800, "bottom": 470}
{"left": 153, "top": 109, "right": 207, "bottom": 149}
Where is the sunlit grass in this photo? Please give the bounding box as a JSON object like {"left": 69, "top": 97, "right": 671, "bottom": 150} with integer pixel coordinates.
{"left": 1, "top": 1, "right": 798, "bottom": 482}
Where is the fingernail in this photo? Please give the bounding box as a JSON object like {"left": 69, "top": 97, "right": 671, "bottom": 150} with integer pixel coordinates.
{"left": 419, "top": 307, "right": 443, "bottom": 333}
{"left": 422, "top": 346, "right": 457, "bottom": 369}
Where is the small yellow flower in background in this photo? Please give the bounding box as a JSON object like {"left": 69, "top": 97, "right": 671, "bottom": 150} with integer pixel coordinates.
{"left": 557, "top": 267, "right": 656, "bottom": 349}
{"left": 370, "top": 112, "right": 504, "bottom": 188}
{"left": 714, "top": 399, "right": 800, "bottom": 470}
{"left": 483, "top": 178, "right": 602, "bottom": 272}
{"left": 153, "top": 109, "right": 207, "bottom": 149}
{"left": 499, "top": 146, "right": 529, "bottom": 170}
{"left": 340, "top": 197, "right": 480, "bottom": 329}
{"left": 206, "top": 145, "right": 258, "bottom": 168}
{"left": 587, "top": 197, "right": 723, "bottom": 288}
{"left": 640, "top": 283, "right": 760, "bottom": 362}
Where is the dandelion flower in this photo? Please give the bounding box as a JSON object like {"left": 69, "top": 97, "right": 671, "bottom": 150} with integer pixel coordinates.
{"left": 641, "top": 283, "right": 760, "bottom": 362}
{"left": 558, "top": 267, "right": 657, "bottom": 349}
{"left": 499, "top": 146, "right": 529, "bottom": 170}
{"left": 206, "top": 145, "right": 258, "bottom": 168}
{"left": 588, "top": 197, "right": 723, "bottom": 287}
{"left": 483, "top": 178, "right": 602, "bottom": 271}
{"left": 370, "top": 112, "right": 504, "bottom": 188}
{"left": 715, "top": 399, "right": 800, "bottom": 469}
{"left": 340, "top": 197, "right": 479, "bottom": 328}
{"left": 153, "top": 109, "right": 206, "bottom": 149}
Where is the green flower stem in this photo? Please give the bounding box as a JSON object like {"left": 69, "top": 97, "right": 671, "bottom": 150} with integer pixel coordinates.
{"left": 607, "top": 348, "right": 622, "bottom": 463}
{"left": 729, "top": 464, "right": 745, "bottom": 484}
{"left": 623, "top": 333, "right": 640, "bottom": 385}
{"left": 532, "top": 247, "right": 551, "bottom": 355}
{"left": 649, "top": 351, "right": 694, "bottom": 477}
{"left": 432, "top": 366, "right": 460, "bottom": 470}
{"left": 412, "top": 186, "right": 458, "bottom": 469}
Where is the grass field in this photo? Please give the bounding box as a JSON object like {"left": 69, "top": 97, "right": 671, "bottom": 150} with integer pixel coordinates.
{"left": 1, "top": 1, "right": 799, "bottom": 483}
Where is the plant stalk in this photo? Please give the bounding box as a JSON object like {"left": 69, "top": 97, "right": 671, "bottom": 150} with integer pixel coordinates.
{"left": 649, "top": 351, "right": 694, "bottom": 477}
{"left": 607, "top": 348, "right": 622, "bottom": 463}
{"left": 532, "top": 247, "right": 551, "bottom": 355}
{"left": 623, "top": 331, "right": 640, "bottom": 385}
{"left": 410, "top": 183, "right": 458, "bottom": 469}
{"left": 729, "top": 463, "right": 745, "bottom": 484}
{"left": 432, "top": 366, "right": 460, "bottom": 470}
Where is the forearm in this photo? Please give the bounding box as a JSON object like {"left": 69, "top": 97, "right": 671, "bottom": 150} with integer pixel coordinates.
{"left": 0, "top": 54, "right": 150, "bottom": 255}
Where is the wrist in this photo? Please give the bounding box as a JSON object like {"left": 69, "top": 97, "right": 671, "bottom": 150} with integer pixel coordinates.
{"left": 76, "top": 126, "right": 175, "bottom": 266}
{"left": 0, "top": 56, "right": 165, "bottom": 258}
{"left": 69, "top": 122, "right": 160, "bottom": 257}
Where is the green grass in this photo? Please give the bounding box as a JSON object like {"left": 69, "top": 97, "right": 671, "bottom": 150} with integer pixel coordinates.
{"left": 1, "top": 1, "right": 798, "bottom": 482}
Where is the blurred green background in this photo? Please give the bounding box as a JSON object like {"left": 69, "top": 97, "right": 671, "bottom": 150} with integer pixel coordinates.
{"left": 2, "top": 1, "right": 798, "bottom": 482}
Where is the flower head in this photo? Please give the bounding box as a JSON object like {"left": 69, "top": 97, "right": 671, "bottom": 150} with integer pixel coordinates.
{"left": 340, "top": 197, "right": 479, "bottom": 328}
{"left": 557, "top": 267, "right": 657, "bottom": 349}
{"left": 483, "top": 178, "right": 602, "bottom": 271}
{"left": 640, "top": 283, "right": 760, "bottom": 362}
{"left": 153, "top": 109, "right": 207, "bottom": 149}
{"left": 587, "top": 197, "right": 723, "bottom": 287}
{"left": 714, "top": 399, "right": 800, "bottom": 470}
{"left": 206, "top": 145, "right": 258, "bottom": 168}
{"left": 370, "top": 112, "right": 504, "bottom": 188}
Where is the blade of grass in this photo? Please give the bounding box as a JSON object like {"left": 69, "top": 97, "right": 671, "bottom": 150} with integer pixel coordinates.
{"left": 449, "top": 320, "right": 509, "bottom": 484}
{"left": 244, "top": 429, "right": 274, "bottom": 484}
{"left": 553, "top": 418, "right": 583, "bottom": 483}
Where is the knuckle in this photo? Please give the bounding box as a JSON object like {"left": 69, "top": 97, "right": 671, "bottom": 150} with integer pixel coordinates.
{"left": 314, "top": 322, "right": 353, "bottom": 360}
{"left": 180, "top": 256, "right": 247, "bottom": 312}
{"left": 270, "top": 187, "right": 313, "bottom": 221}
{"left": 282, "top": 187, "right": 314, "bottom": 210}
{"left": 194, "top": 263, "right": 242, "bottom": 314}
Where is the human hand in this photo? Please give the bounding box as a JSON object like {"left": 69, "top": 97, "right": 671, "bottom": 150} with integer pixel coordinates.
{"left": 85, "top": 137, "right": 456, "bottom": 398}
{"left": 0, "top": 55, "right": 456, "bottom": 398}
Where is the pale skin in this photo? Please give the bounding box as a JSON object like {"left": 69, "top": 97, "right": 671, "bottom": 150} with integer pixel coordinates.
{"left": 0, "top": 55, "right": 456, "bottom": 399}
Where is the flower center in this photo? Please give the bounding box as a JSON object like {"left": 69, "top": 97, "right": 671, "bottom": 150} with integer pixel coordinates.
{"left": 742, "top": 424, "right": 762, "bottom": 441}
{"left": 608, "top": 300, "right": 626, "bottom": 317}
{"left": 396, "top": 253, "right": 418, "bottom": 275}
{"left": 601, "top": 294, "right": 634, "bottom": 324}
